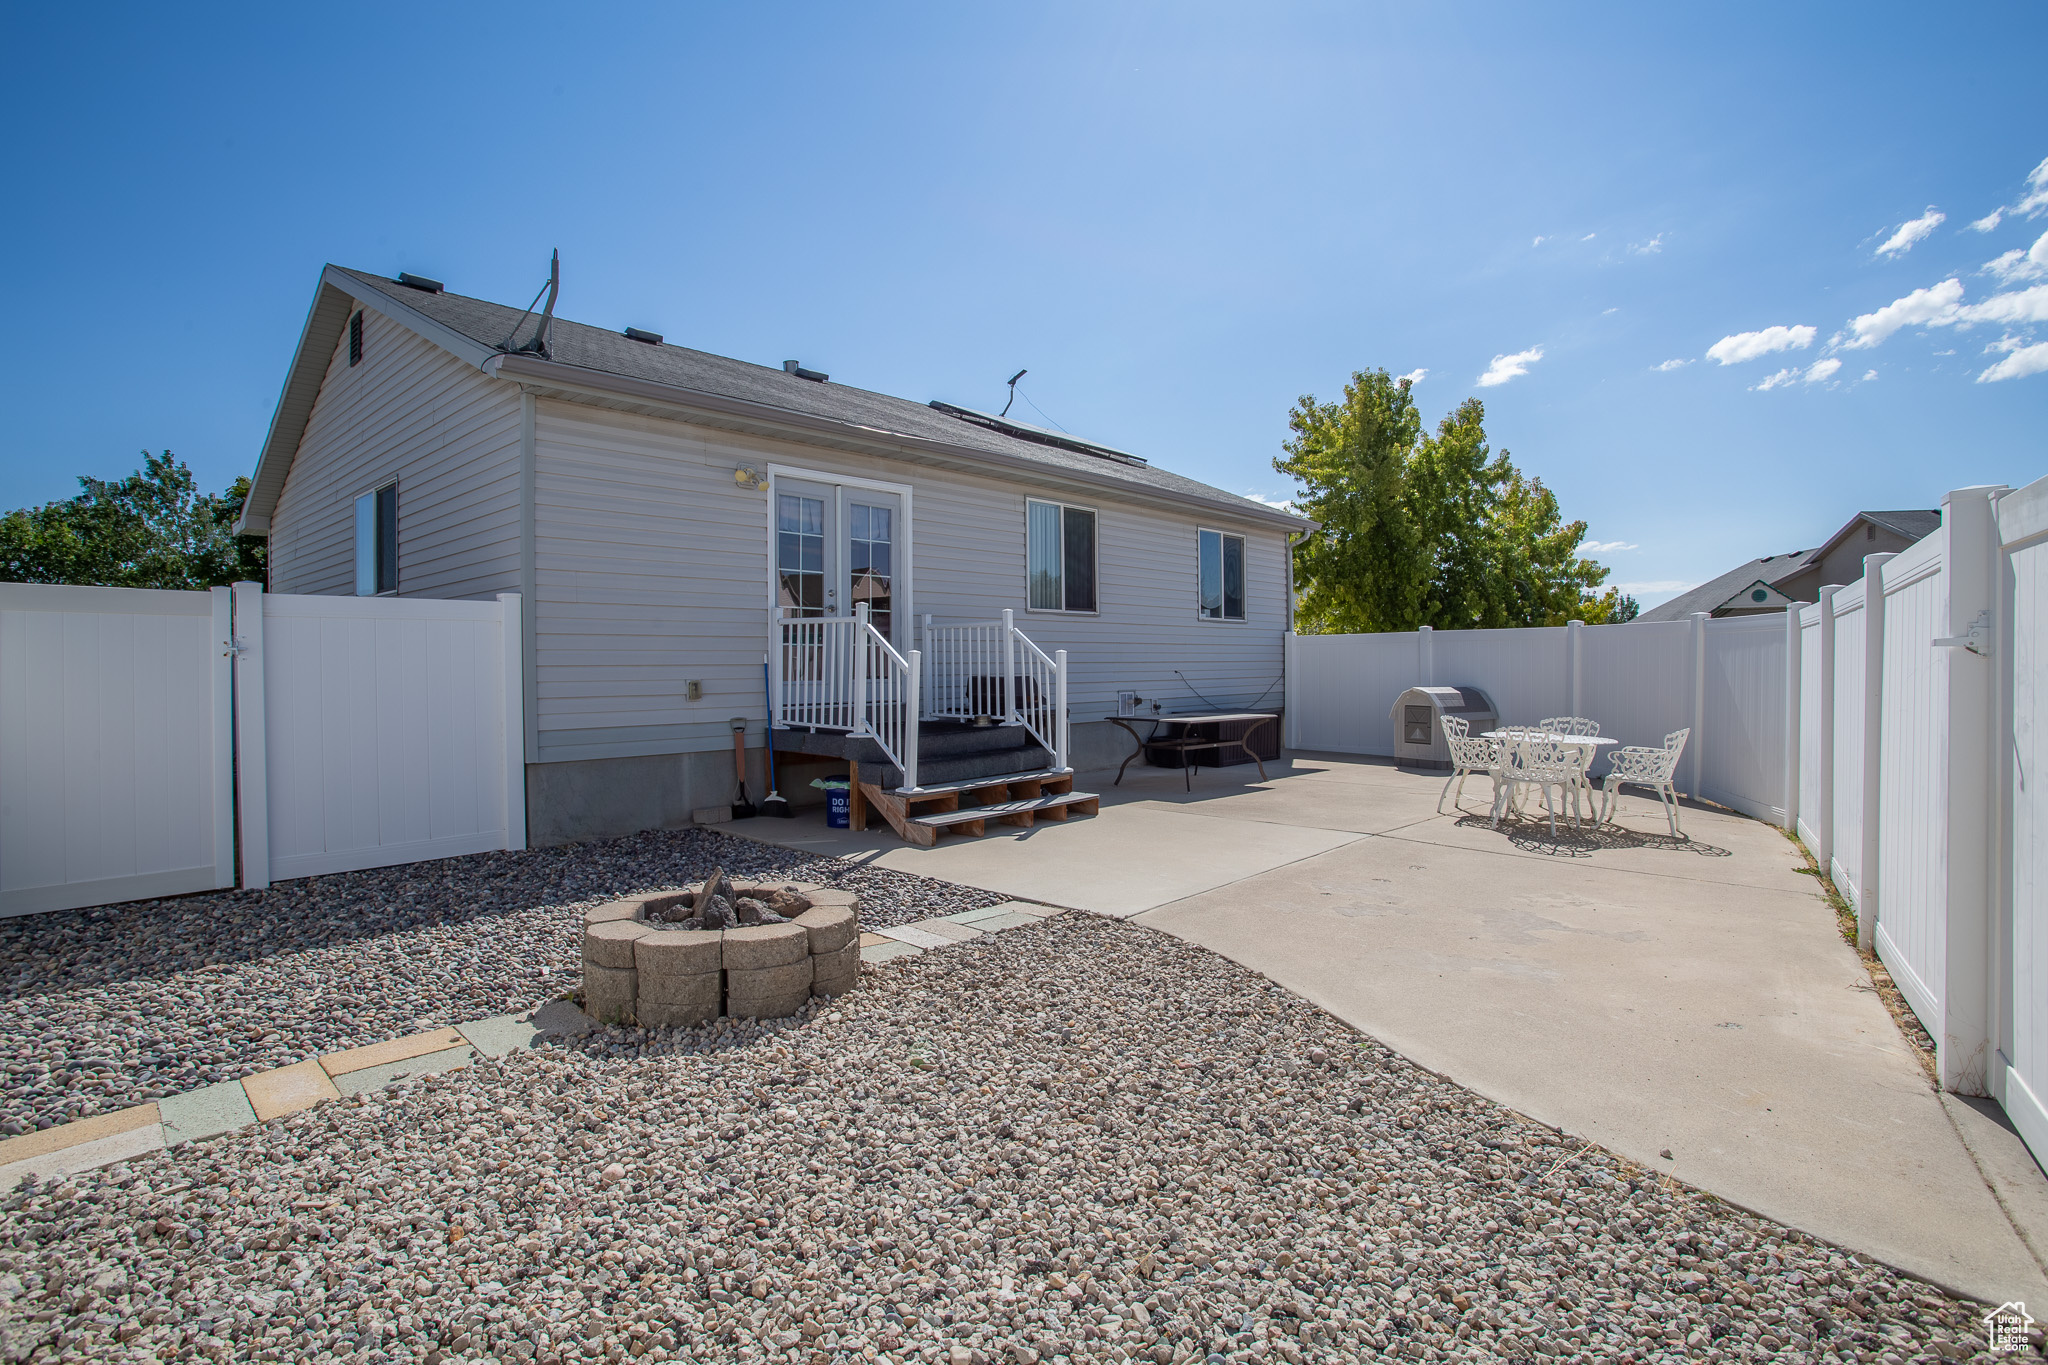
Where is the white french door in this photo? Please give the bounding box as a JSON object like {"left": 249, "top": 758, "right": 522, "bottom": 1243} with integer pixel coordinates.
{"left": 774, "top": 477, "right": 905, "bottom": 646}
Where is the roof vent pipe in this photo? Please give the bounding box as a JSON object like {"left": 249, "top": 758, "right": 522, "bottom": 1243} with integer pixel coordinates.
{"left": 624, "top": 327, "right": 663, "bottom": 345}
{"left": 396, "top": 272, "right": 444, "bottom": 293}
{"left": 782, "top": 360, "right": 829, "bottom": 382}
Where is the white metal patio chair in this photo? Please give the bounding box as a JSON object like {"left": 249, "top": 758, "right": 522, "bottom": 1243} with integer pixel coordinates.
{"left": 1490, "top": 730, "right": 1584, "bottom": 836}
{"left": 1538, "top": 716, "right": 1600, "bottom": 814}
{"left": 1599, "top": 728, "right": 1691, "bottom": 836}
{"left": 1437, "top": 714, "right": 1502, "bottom": 814}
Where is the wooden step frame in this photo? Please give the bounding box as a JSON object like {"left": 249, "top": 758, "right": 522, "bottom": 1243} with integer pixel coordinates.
{"left": 857, "top": 769, "right": 1091, "bottom": 847}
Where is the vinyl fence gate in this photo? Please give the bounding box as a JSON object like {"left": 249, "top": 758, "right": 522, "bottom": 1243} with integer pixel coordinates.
{"left": 0, "top": 582, "right": 526, "bottom": 916}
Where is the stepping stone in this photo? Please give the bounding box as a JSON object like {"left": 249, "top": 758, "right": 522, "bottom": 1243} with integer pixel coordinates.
{"left": 459, "top": 1011, "right": 553, "bottom": 1058}
{"left": 918, "top": 920, "right": 983, "bottom": 942}
{"left": 242, "top": 1061, "right": 340, "bottom": 1121}
{"left": 321, "top": 1028, "right": 466, "bottom": 1078}
{"left": 861, "top": 940, "right": 923, "bottom": 963}
{"left": 876, "top": 924, "right": 954, "bottom": 950}
{"left": 332, "top": 1045, "right": 474, "bottom": 1098}
{"left": 158, "top": 1080, "right": 258, "bottom": 1147}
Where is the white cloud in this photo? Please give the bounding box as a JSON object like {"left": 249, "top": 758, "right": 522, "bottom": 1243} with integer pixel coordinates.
{"left": 1969, "top": 156, "right": 2048, "bottom": 234}
{"left": 1582, "top": 540, "right": 1638, "bottom": 553}
{"left": 1243, "top": 491, "right": 1298, "bottom": 511}
{"left": 1532, "top": 235, "right": 1549, "bottom": 248}
{"left": 1837, "top": 278, "right": 1966, "bottom": 348}
{"left": 1706, "top": 324, "right": 1817, "bottom": 365}
{"left": 1615, "top": 580, "right": 1695, "bottom": 595}
{"left": 1751, "top": 358, "right": 1839, "bottom": 392}
{"left": 1477, "top": 346, "right": 1544, "bottom": 388}
{"left": 1653, "top": 358, "right": 1692, "bottom": 371}
{"left": 1602, "top": 307, "right": 1619, "bottom": 315}
{"left": 1397, "top": 368, "right": 1428, "bottom": 387}
{"left": 1875, "top": 207, "right": 1946, "bottom": 257}
{"left": 1862, "top": 369, "right": 1878, "bottom": 381}
{"left": 1979, "top": 339, "right": 2048, "bottom": 383}
{"left": 1629, "top": 234, "right": 1666, "bottom": 255}
{"left": 1983, "top": 230, "right": 2048, "bottom": 283}
{"left": 1581, "top": 233, "right": 1596, "bottom": 241}
{"left": 2020, "top": 156, "right": 2048, "bottom": 218}
{"left": 1957, "top": 282, "right": 2048, "bottom": 328}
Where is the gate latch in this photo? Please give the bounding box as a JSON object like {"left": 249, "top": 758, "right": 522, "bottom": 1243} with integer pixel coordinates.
{"left": 1932, "top": 610, "right": 1992, "bottom": 657}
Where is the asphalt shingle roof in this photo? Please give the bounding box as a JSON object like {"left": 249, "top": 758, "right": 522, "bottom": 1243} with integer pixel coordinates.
{"left": 334, "top": 268, "right": 1304, "bottom": 527}
{"left": 1635, "top": 549, "right": 1817, "bottom": 623}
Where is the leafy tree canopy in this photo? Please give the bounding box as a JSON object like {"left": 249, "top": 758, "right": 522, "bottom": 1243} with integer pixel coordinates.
{"left": 1275, "top": 369, "right": 1631, "bottom": 632}
{"left": 0, "top": 452, "right": 265, "bottom": 590}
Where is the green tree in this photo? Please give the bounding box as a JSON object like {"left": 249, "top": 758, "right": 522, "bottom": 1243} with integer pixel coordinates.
{"left": 1276, "top": 369, "right": 1614, "bottom": 632}
{"left": 0, "top": 452, "right": 266, "bottom": 590}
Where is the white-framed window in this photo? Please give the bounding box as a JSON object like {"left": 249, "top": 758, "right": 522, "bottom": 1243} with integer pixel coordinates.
{"left": 1198, "top": 527, "right": 1245, "bottom": 620}
{"left": 354, "top": 483, "right": 398, "bottom": 596}
{"left": 1026, "top": 498, "right": 1097, "bottom": 613}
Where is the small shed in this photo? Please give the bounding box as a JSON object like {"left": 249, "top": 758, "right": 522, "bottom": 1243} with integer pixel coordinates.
{"left": 1389, "top": 686, "right": 1496, "bottom": 770}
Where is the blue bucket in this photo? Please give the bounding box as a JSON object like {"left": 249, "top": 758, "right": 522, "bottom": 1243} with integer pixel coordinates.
{"left": 820, "top": 776, "right": 851, "bottom": 828}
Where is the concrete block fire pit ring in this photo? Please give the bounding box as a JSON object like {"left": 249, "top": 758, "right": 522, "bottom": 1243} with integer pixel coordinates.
{"left": 578, "top": 880, "right": 860, "bottom": 1025}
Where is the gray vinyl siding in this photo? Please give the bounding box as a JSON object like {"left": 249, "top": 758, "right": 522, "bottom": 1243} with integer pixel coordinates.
{"left": 266, "top": 305, "right": 522, "bottom": 600}
{"left": 534, "top": 401, "right": 1287, "bottom": 762}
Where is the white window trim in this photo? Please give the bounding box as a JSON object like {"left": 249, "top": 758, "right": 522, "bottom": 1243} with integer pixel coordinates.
{"left": 1196, "top": 526, "right": 1248, "bottom": 622}
{"left": 354, "top": 481, "right": 399, "bottom": 597}
{"left": 762, "top": 463, "right": 915, "bottom": 627}
{"left": 1024, "top": 496, "right": 1100, "bottom": 616}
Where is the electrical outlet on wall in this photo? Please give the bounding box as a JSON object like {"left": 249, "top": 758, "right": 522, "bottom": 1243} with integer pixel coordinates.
{"left": 685, "top": 679, "right": 703, "bottom": 702}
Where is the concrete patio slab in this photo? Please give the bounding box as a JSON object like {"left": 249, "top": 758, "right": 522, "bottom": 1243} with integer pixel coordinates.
{"left": 1140, "top": 809, "right": 2048, "bottom": 1305}
{"left": 734, "top": 798, "right": 1360, "bottom": 918}
{"left": 158, "top": 1080, "right": 258, "bottom": 1147}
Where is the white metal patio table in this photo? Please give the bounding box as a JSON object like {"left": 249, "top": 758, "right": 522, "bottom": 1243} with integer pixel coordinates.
{"left": 1482, "top": 730, "right": 1620, "bottom": 822}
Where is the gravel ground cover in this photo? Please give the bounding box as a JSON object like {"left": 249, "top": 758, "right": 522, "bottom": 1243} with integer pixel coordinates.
{"left": 0, "top": 829, "right": 1000, "bottom": 1133}
{"left": 0, "top": 915, "right": 2006, "bottom": 1364}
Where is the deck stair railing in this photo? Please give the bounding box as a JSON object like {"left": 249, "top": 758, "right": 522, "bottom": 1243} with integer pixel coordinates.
{"left": 772, "top": 604, "right": 922, "bottom": 791}
{"left": 918, "top": 609, "right": 1069, "bottom": 772}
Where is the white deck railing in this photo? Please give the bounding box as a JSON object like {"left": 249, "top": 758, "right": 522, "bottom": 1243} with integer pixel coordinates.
{"left": 773, "top": 605, "right": 922, "bottom": 791}
{"left": 772, "top": 606, "right": 1070, "bottom": 792}
{"left": 919, "top": 609, "right": 1069, "bottom": 771}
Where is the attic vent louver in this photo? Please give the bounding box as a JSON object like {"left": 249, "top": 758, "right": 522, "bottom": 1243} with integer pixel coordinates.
{"left": 348, "top": 311, "right": 364, "bottom": 366}
{"left": 783, "top": 360, "right": 829, "bottom": 382}
{"left": 624, "top": 327, "right": 663, "bottom": 345}
{"left": 396, "top": 272, "right": 444, "bottom": 293}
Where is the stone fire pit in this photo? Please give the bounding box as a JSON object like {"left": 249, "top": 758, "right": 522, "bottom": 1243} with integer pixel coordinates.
{"left": 580, "top": 868, "right": 861, "bottom": 1026}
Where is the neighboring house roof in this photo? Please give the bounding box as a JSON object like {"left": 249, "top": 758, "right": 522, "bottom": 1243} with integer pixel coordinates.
{"left": 1635, "top": 549, "right": 1816, "bottom": 623}
{"left": 1635, "top": 507, "right": 1944, "bottom": 624}
{"left": 1806, "top": 508, "right": 1941, "bottom": 565}
{"left": 1711, "top": 578, "right": 1799, "bottom": 614}
{"left": 238, "top": 265, "right": 1313, "bottom": 536}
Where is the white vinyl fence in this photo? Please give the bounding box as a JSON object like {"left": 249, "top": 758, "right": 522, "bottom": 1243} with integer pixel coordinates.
{"left": 1285, "top": 612, "right": 1789, "bottom": 821}
{"left": 0, "top": 583, "right": 525, "bottom": 914}
{"left": 0, "top": 585, "right": 236, "bottom": 916}
{"left": 1284, "top": 475, "right": 2048, "bottom": 1168}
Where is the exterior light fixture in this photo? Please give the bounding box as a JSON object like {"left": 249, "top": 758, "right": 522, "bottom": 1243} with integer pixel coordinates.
{"left": 734, "top": 466, "right": 768, "bottom": 490}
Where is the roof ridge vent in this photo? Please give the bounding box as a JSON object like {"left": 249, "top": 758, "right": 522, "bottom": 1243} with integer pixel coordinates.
{"left": 783, "top": 360, "right": 829, "bottom": 382}
{"left": 396, "top": 272, "right": 444, "bottom": 293}
{"left": 624, "top": 327, "right": 664, "bottom": 345}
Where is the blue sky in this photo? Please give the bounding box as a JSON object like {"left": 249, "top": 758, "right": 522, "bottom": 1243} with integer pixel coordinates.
{"left": 3, "top": 4, "right": 2043, "bottom": 608}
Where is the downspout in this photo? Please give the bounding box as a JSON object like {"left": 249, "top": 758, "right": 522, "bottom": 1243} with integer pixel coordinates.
{"left": 519, "top": 390, "right": 540, "bottom": 765}
{"left": 1284, "top": 528, "right": 1308, "bottom": 751}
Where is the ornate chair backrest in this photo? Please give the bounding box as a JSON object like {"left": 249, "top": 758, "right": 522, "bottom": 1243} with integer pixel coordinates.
{"left": 1539, "top": 716, "right": 1601, "bottom": 736}
{"left": 1658, "top": 728, "right": 1691, "bottom": 778}
{"left": 1442, "top": 713, "right": 1498, "bottom": 770}
{"left": 1500, "top": 730, "right": 1575, "bottom": 780}
{"left": 1441, "top": 714, "right": 1469, "bottom": 743}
